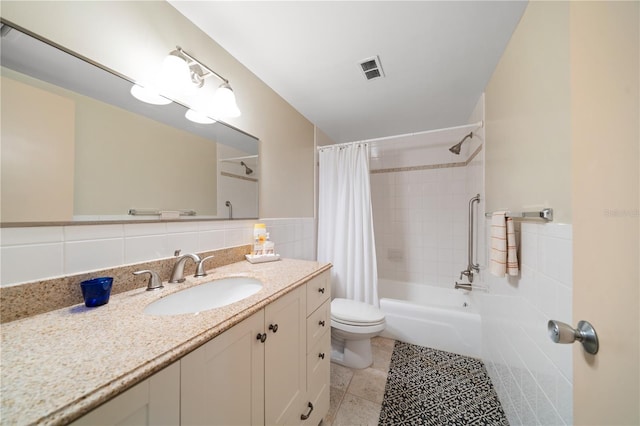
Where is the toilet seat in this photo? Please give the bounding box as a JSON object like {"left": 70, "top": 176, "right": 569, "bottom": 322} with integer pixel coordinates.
{"left": 331, "top": 298, "right": 385, "bottom": 326}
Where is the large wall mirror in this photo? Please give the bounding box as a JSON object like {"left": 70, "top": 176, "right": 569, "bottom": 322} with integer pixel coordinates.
{"left": 0, "top": 21, "right": 259, "bottom": 225}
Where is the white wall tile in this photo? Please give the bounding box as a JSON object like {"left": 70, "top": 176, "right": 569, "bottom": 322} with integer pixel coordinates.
{"left": 1, "top": 244, "right": 64, "bottom": 284}
{"left": 481, "top": 222, "right": 573, "bottom": 426}
{"left": 224, "top": 228, "right": 247, "bottom": 247}
{"left": 64, "top": 239, "right": 124, "bottom": 274}
{"left": 124, "top": 235, "right": 169, "bottom": 263}
{"left": 166, "top": 221, "right": 200, "bottom": 234}
{"left": 0, "top": 220, "right": 263, "bottom": 286}
{"left": 1, "top": 226, "right": 64, "bottom": 245}
{"left": 167, "top": 232, "right": 200, "bottom": 255}
{"left": 199, "top": 230, "right": 226, "bottom": 251}
{"left": 123, "top": 222, "right": 167, "bottom": 237}
{"left": 556, "top": 375, "right": 573, "bottom": 425}
{"left": 63, "top": 224, "right": 124, "bottom": 241}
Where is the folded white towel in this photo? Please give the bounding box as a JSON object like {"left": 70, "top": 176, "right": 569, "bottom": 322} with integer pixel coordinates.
{"left": 489, "top": 212, "right": 508, "bottom": 277}
{"left": 506, "top": 217, "right": 519, "bottom": 276}
{"left": 490, "top": 212, "right": 520, "bottom": 277}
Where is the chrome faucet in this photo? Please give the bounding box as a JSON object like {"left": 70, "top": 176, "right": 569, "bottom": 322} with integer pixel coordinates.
{"left": 169, "top": 252, "right": 201, "bottom": 283}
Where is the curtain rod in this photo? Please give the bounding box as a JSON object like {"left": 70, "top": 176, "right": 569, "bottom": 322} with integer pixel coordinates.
{"left": 317, "top": 120, "right": 484, "bottom": 151}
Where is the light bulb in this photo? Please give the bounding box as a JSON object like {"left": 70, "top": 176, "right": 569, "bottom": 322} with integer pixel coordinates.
{"left": 185, "top": 109, "right": 216, "bottom": 124}
{"left": 130, "top": 84, "right": 172, "bottom": 105}
{"left": 158, "top": 54, "right": 191, "bottom": 97}
{"left": 211, "top": 83, "right": 241, "bottom": 118}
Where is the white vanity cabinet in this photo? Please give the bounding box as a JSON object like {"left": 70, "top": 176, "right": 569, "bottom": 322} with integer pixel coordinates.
{"left": 71, "top": 362, "right": 180, "bottom": 426}
{"left": 300, "top": 270, "right": 331, "bottom": 426}
{"left": 71, "top": 269, "right": 331, "bottom": 426}
{"left": 180, "top": 286, "right": 307, "bottom": 426}
{"left": 181, "top": 272, "right": 331, "bottom": 426}
{"left": 181, "top": 310, "right": 266, "bottom": 425}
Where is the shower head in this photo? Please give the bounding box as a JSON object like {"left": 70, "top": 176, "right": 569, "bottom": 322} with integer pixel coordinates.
{"left": 449, "top": 132, "right": 473, "bottom": 155}
{"left": 240, "top": 161, "right": 253, "bottom": 175}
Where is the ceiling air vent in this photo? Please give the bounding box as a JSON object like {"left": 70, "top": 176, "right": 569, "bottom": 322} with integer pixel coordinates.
{"left": 359, "top": 55, "right": 385, "bottom": 81}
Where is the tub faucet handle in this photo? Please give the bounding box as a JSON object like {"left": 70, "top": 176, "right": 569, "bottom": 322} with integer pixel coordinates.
{"left": 459, "top": 269, "right": 474, "bottom": 283}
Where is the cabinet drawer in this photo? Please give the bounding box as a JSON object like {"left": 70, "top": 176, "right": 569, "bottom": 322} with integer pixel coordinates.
{"left": 306, "top": 270, "right": 330, "bottom": 314}
{"left": 306, "top": 299, "right": 330, "bottom": 352}
{"left": 300, "top": 379, "right": 329, "bottom": 426}
{"left": 303, "top": 331, "right": 330, "bottom": 426}
{"left": 307, "top": 330, "right": 330, "bottom": 390}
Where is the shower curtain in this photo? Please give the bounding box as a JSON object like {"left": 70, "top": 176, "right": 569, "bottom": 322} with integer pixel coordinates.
{"left": 317, "top": 143, "right": 379, "bottom": 306}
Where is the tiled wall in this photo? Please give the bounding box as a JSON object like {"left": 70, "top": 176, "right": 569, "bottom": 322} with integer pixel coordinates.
{"left": 371, "top": 166, "right": 469, "bottom": 287}
{"left": 0, "top": 218, "right": 316, "bottom": 287}
{"left": 259, "top": 218, "right": 316, "bottom": 261}
{"left": 480, "top": 222, "right": 573, "bottom": 425}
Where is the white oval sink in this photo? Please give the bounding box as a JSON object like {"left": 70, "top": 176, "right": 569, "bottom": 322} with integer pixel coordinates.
{"left": 144, "top": 277, "right": 263, "bottom": 316}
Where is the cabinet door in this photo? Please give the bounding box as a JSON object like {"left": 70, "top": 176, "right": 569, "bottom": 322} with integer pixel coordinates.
{"left": 264, "top": 287, "right": 307, "bottom": 425}
{"left": 71, "top": 362, "right": 179, "bottom": 426}
{"left": 181, "top": 310, "right": 265, "bottom": 426}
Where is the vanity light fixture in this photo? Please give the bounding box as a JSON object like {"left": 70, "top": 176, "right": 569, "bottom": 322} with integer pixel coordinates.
{"left": 130, "top": 84, "right": 172, "bottom": 105}
{"left": 185, "top": 109, "right": 217, "bottom": 124}
{"left": 130, "top": 46, "right": 241, "bottom": 122}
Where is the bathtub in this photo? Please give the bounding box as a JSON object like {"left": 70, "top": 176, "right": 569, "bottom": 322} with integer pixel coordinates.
{"left": 378, "top": 279, "right": 481, "bottom": 358}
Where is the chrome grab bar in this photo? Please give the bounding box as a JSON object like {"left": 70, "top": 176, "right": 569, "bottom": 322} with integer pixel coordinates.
{"left": 468, "top": 194, "right": 480, "bottom": 272}
{"left": 457, "top": 194, "right": 480, "bottom": 286}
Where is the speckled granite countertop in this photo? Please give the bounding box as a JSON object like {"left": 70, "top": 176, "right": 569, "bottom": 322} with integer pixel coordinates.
{"left": 0, "top": 258, "right": 331, "bottom": 426}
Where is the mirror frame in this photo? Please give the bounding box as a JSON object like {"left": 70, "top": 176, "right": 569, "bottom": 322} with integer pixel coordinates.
{"left": 0, "top": 19, "right": 260, "bottom": 227}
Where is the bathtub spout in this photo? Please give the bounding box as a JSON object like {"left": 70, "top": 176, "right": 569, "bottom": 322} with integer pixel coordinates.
{"left": 455, "top": 282, "right": 473, "bottom": 291}
{"left": 455, "top": 282, "right": 488, "bottom": 292}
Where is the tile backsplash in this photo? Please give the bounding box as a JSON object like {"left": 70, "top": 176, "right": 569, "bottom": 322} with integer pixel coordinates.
{"left": 1, "top": 218, "right": 316, "bottom": 287}
{"left": 0, "top": 217, "right": 316, "bottom": 322}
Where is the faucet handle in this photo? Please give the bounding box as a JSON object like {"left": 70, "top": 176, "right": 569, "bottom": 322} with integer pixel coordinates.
{"left": 195, "top": 255, "right": 215, "bottom": 277}
{"left": 133, "top": 270, "right": 164, "bottom": 291}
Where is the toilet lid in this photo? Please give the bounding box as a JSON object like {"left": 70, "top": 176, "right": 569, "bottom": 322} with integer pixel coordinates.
{"left": 331, "top": 298, "right": 385, "bottom": 324}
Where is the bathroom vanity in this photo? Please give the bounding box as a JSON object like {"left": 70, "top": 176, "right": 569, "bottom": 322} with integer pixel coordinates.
{"left": 0, "top": 259, "right": 331, "bottom": 426}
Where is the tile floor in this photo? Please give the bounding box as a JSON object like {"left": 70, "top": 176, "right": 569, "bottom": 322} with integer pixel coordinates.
{"left": 323, "top": 336, "right": 396, "bottom": 426}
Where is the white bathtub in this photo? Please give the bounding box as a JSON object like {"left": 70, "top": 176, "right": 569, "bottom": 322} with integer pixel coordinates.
{"left": 378, "top": 279, "right": 481, "bottom": 358}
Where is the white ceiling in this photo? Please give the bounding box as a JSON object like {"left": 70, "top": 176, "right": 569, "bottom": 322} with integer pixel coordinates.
{"left": 169, "top": 1, "right": 527, "bottom": 144}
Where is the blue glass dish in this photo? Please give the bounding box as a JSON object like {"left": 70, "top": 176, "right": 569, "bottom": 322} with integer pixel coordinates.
{"left": 80, "top": 277, "right": 113, "bottom": 307}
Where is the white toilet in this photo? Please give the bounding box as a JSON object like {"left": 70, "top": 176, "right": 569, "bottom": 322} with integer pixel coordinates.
{"left": 330, "top": 298, "right": 386, "bottom": 369}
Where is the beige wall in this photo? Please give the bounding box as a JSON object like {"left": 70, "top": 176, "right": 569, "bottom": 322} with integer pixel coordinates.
{"left": 485, "top": 1, "right": 572, "bottom": 224}
{"left": 1, "top": 76, "right": 75, "bottom": 222}
{"left": 74, "top": 96, "right": 218, "bottom": 216}
{"left": 571, "top": 2, "right": 639, "bottom": 424}
{"left": 315, "top": 127, "right": 336, "bottom": 147}
{"left": 1, "top": 0, "right": 315, "bottom": 219}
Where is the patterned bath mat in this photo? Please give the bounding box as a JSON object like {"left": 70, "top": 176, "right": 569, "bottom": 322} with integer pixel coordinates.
{"left": 378, "top": 341, "right": 508, "bottom": 425}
